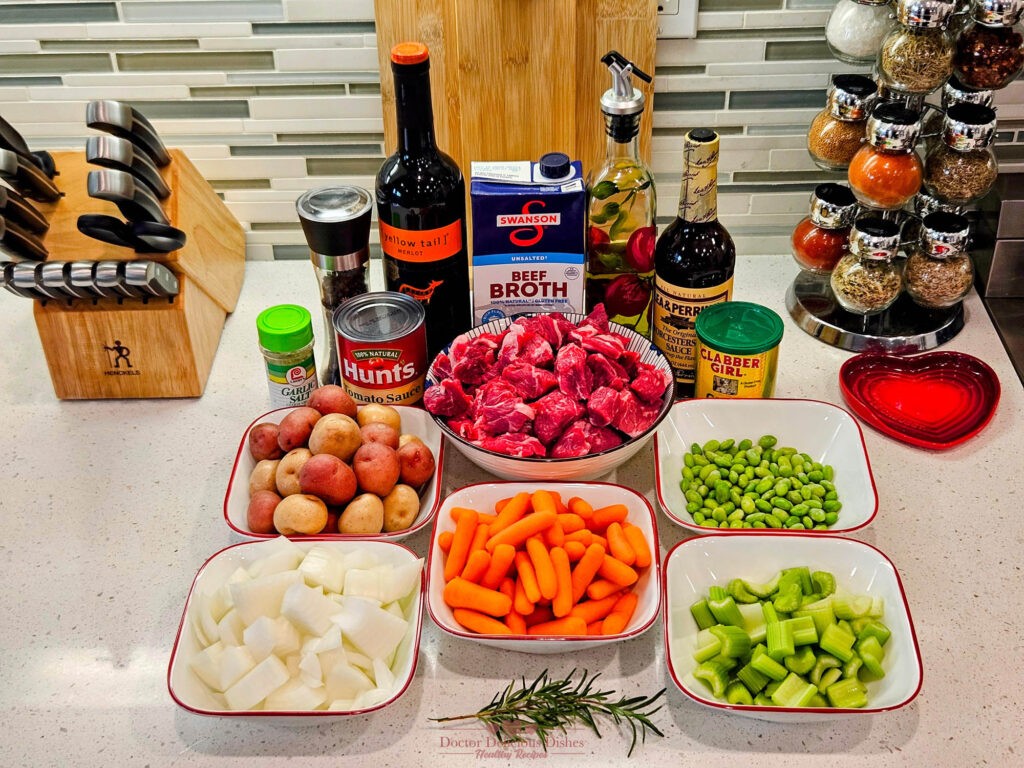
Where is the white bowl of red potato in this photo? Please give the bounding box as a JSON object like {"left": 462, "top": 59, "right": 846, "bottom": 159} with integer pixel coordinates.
{"left": 224, "top": 385, "right": 444, "bottom": 541}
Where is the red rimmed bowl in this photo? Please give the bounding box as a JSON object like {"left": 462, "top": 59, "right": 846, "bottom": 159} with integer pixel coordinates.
{"left": 839, "top": 351, "right": 1000, "bottom": 450}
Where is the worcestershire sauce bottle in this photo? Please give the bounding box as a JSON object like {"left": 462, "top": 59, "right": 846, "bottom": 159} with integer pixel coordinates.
{"left": 652, "top": 128, "right": 735, "bottom": 398}
{"left": 376, "top": 42, "right": 471, "bottom": 358}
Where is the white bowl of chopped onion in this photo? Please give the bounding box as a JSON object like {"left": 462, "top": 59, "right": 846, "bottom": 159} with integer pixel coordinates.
{"left": 424, "top": 310, "right": 675, "bottom": 482}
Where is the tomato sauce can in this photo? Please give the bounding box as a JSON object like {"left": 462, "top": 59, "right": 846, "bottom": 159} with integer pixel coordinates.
{"left": 333, "top": 291, "right": 428, "bottom": 405}
{"left": 694, "top": 301, "right": 784, "bottom": 399}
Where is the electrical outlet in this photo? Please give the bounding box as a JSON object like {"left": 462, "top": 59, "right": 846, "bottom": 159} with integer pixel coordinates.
{"left": 657, "top": 0, "right": 698, "bottom": 39}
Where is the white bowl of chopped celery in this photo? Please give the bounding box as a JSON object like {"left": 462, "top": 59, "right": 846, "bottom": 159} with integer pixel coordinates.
{"left": 168, "top": 536, "right": 424, "bottom": 724}
{"left": 654, "top": 398, "right": 878, "bottom": 534}
{"left": 663, "top": 533, "right": 922, "bottom": 722}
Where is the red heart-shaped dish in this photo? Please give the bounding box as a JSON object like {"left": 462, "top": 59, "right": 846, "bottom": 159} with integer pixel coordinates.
{"left": 839, "top": 351, "right": 1000, "bottom": 450}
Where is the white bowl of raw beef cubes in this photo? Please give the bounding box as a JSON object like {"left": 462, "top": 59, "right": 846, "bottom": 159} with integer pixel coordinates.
{"left": 167, "top": 536, "right": 424, "bottom": 723}
{"left": 423, "top": 310, "right": 675, "bottom": 481}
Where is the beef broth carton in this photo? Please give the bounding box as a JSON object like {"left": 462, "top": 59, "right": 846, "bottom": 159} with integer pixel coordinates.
{"left": 470, "top": 154, "right": 586, "bottom": 324}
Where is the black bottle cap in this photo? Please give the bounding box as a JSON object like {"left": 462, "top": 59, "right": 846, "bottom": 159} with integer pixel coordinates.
{"left": 872, "top": 102, "right": 919, "bottom": 126}
{"left": 814, "top": 183, "right": 857, "bottom": 208}
{"left": 296, "top": 186, "right": 373, "bottom": 258}
{"left": 689, "top": 128, "right": 717, "bottom": 143}
{"left": 855, "top": 215, "right": 900, "bottom": 238}
{"left": 923, "top": 211, "right": 969, "bottom": 234}
{"left": 539, "top": 152, "right": 571, "bottom": 179}
{"left": 832, "top": 74, "right": 878, "bottom": 98}
{"left": 946, "top": 102, "right": 997, "bottom": 126}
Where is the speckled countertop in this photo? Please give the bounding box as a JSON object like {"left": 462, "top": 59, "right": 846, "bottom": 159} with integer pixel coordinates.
{"left": 1, "top": 256, "right": 1020, "bottom": 768}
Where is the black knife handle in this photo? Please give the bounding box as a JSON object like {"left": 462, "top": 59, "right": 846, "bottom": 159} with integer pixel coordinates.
{"left": 0, "top": 149, "right": 62, "bottom": 202}
{"left": 0, "top": 186, "right": 49, "bottom": 234}
{"left": 0, "top": 215, "right": 48, "bottom": 260}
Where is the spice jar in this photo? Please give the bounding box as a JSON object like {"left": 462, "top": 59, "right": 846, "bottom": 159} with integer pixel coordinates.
{"left": 921, "top": 75, "right": 994, "bottom": 152}
{"left": 826, "top": 0, "right": 896, "bottom": 64}
{"left": 904, "top": 211, "right": 974, "bottom": 307}
{"left": 901, "top": 189, "right": 964, "bottom": 245}
{"left": 791, "top": 183, "right": 859, "bottom": 273}
{"left": 296, "top": 186, "right": 373, "bottom": 387}
{"left": 878, "top": 0, "right": 956, "bottom": 94}
{"left": 848, "top": 103, "right": 924, "bottom": 209}
{"left": 954, "top": 0, "right": 1024, "bottom": 89}
{"left": 830, "top": 217, "right": 904, "bottom": 314}
{"left": 807, "top": 75, "right": 877, "bottom": 170}
{"left": 924, "top": 103, "right": 999, "bottom": 206}
{"left": 257, "top": 304, "right": 319, "bottom": 407}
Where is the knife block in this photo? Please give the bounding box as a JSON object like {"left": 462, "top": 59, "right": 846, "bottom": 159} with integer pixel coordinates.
{"left": 30, "top": 149, "right": 245, "bottom": 399}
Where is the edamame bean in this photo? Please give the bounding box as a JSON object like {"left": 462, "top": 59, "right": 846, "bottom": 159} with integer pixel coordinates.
{"left": 758, "top": 435, "right": 778, "bottom": 448}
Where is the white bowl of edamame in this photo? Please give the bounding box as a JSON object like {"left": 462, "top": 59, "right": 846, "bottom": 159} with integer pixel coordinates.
{"left": 653, "top": 398, "right": 877, "bottom": 534}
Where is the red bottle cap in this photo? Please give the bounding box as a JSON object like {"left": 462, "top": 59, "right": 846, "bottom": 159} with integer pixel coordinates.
{"left": 391, "top": 42, "right": 429, "bottom": 65}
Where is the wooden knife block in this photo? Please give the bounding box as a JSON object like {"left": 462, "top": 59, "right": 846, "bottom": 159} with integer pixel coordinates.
{"left": 30, "top": 149, "right": 245, "bottom": 399}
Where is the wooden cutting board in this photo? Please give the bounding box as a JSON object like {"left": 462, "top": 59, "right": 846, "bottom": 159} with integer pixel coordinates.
{"left": 374, "top": 0, "right": 657, "bottom": 178}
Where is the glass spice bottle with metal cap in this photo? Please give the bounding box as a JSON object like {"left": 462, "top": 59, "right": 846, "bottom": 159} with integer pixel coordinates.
{"left": 878, "top": 0, "right": 956, "bottom": 95}
{"left": 901, "top": 189, "right": 964, "bottom": 245}
{"left": 924, "top": 103, "right": 999, "bottom": 206}
{"left": 848, "top": 102, "right": 924, "bottom": 209}
{"left": 826, "top": 0, "right": 896, "bottom": 64}
{"left": 791, "top": 183, "right": 859, "bottom": 273}
{"left": 954, "top": 0, "right": 1024, "bottom": 89}
{"left": 830, "top": 216, "right": 904, "bottom": 314}
{"left": 807, "top": 75, "right": 878, "bottom": 171}
{"left": 904, "top": 211, "right": 974, "bottom": 308}
{"left": 296, "top": 185, "right": 373, "bottom": 386}
{"left": 921, "top": 75, "right": 994, "bottom": 153}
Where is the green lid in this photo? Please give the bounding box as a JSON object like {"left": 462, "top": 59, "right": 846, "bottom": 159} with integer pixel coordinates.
{"left": 256, "top": 304, "right": 313, "bottom": 352}
{"left": 695, "top": 301, "right": 784, "bottom": 355}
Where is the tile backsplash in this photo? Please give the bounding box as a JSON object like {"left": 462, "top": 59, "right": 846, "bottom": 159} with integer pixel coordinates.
{"left": 2, "top": 0, "right": 1021, "bottom": 258}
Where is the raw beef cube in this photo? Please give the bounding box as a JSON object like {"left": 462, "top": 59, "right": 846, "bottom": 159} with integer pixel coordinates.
{"left": 587, "top": 353, "right": 629, "bottom": 391}
{"left": 448, "top": 418, "right": 480, "bottom": 442}
{"left": 450, "top": 333, "right": 502, "bottom": 387}
{"left": 612, "top": 389, "right": 663, "bottom": 438}
{"left": 580, "top": 303, "right": 610, "bottom": 333}
{"left": 585, "top": 423, "right": 624, "bottom": 453}
{"left": 520, "top": 334, "right": 554, "bottom": 368}
{"left": 555, "top": 344, "right": 593, "bottom": 400}
{"left": 587, "top": 386, "right": 621, "bottom": 428}
{"left": 580, "top": 333, "right": 626, "bottom": 359}
{"left": 472, "top": 379, "right": 535, "bottom": 436}
{"left": 550, "top": 420, "right": 592, "bottom": 458}
{"left": 431, "top": 352, "right": 453, "bottom": 381}
{"left": 495, "top": 323, "right": 527, "bottom": 369}
{"left": 477, "top": 433, "right": 547, "bottom": 458}
{"left": 630, "top": 362, "right": 672, "bottom": 403}
{"left": 502, "top": 361, "right": 558, "bottom": 400}
{"left": 533, "top": 391, "right": 585, "bottom": 445}
{"left": 423, "top": 378, "right": 473, "bottom": 418}
{"left": 617, "top": 348, "right": 642, "bottom": 376}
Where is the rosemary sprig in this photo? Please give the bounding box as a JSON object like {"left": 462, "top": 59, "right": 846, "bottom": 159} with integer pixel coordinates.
{"left": 432, "top": 669, "right": 666, "bottom": 757}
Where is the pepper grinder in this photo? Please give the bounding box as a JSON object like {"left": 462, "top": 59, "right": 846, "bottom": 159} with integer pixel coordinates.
{"left": 296, "top": 186, "right": 373, "bottom": 386}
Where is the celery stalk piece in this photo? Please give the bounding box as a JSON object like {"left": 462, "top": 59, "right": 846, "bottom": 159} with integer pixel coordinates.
{"left": 783, "top": 615, "right": 819, "bottom": 646}
{"left": 773, "top": 582, "right": 802, "bottom": 613}
{"left": 728, "top": 578, "right": 761, "bottom": 604}
{"left": 782, "top": 566, "right": 813, "bottom": 595}
{"left": 857, "top": 620, "right": 891, "bottom": 647}
{"left": 850, "top": 617, "right": 871, "bottom": 636}
{"left": 811, "top": 570, "right": 836, "bottom": 597}
{"left": 770, "top": 672, "right": 818, "bottom": 707}
{"left": 690, "top": 598, "right": 716, "bottom": 630}
{"left": 709, "top": 624, "right": 752, "bottom": 658}
{"left": 750, "top": 646, "right": 789, "bottom": 681}
{"left": 766, "top": 620, "right": 795, "bottom": 661}
{"left": 843, "top": 655, "right": 863, "bottom": 680}
{"left": 799, "top": 593, "right": 823, "bottom": 608}
{"left": 764, "top": 679, "right": 782, "bottom": 697}
{"left": 784, "top": 646, "right": 816, "bottom": 675}
{"left": 708, "top": 593, "right": 745, "bottom": 627}
{"left": 708, "top": 654, "right": 740, "bottom": 672}
{"left": 832, "top": 592, "right": 872, "bottom": 620}
{"left": 869, "top": 596, "right": 885, "bottom": 618}
{"left": 810, "top": 653, "right": 842, "bottom": 686}
{"left": 738, "top": 602, "right": 767, "bottom": 645}
{"left": 736, "top": 662, "right": 771, "bottom": 694}
{"left": 856, "top": 635, "right": 886, "bottom": 677}
{"left": 817, "top": 666, "right": 842, "bottom": 694}
{"left": 725, "top": 681, "right": 754, "bottom": 705}
{"left": 693, "top": 660, "right": 731, "bottom": 698}
{"left": 826, "top": 678, "right": 868, "bottom": 708}
{"left": 762, "top": 601, "right": 780, "bottom": 625}
{"left": 819, "top": 623, "right": 856, "bottom": 662}
{"left": 737, "top": 573, "right": 781, "bottom": 599}
{"left": 754, "top": 692, "right": 774, "bottom": 706}
{"left": 708, "top": 585, "right": 728, "bottom": 602}
{"left": 693, "top": 628, "right": 723, "bottom": 663}
{"left": 794, "top": 597, "right": 835, "bottom": 639}
{"left": 808, "top": 693, "right": 828, "bottom": 707}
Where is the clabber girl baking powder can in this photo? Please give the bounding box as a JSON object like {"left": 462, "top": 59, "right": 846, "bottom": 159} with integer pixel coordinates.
{"left": 694, "top": 301, "right": 783, "bottom": 399}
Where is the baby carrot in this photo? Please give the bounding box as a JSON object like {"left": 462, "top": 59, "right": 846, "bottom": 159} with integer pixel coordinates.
{"left": 598, "top": 554, "right": 638, "bottom": 587}
{"left": 527, "top": 616, "right": 588, "bottom": 636}
{"left": 514, "top": 551, "right": 542, "bottom": 604}
{"left": 590, "top": 503, "right": 629, "bottom": 530}
{"left": 438, "top": 530, "right": 454, "bottom": 553}
{"left": 605, "top": 522, "right": 636, "bottom": 566}
{"left": 494, "top": 497, "right": 511, "bottom": 514}
{"left": 587, "top": 620, "right": 604, "bottom": 636}
{"left": 568, "top": 592, "right": 621, "bottom": 625}
{"left": 570, "top": 543, "right": 607, "bottom": 604}
{"left": 453, "top": 608, "right": 513, "bottom": 635}
{"left": 543, "top": 521, "right": 565, "bottom": 548}
{"left": 602, "top": 592, "right": 639, "bottom": 635}
{"left": 498, "top": 576, "right": 515, "bottom": 600}
{"left": 505, "top": 610, "right": 527, "bottom": 635}
{"left": 444, "top": 508, "right": 479, "bottom": 582}
{"left": 568, "top": 496, "right": 594, "bottom": 520}
{"left": 467, "top": 522, "right": 490, "bottom": 557}
{"left": 586, "top": 578, "right": 624, "bottom": 601}
{"left": 563, "top": 540, "right": 586, "bottom": 562}
{"left": 523, "top": 605, "right": 554, "bottom": 627}
{"left": 477, "top": 512, "right": 498, "bottom": 526}
{"left": 531, "top": 489, "right": 558, "bottom": 517}
{"left": 488, "top": 491, "right": 531, "bottom": 537}
{"left": 556, "top": 513, "right": 586, "bottom": 534}
{"left": 591, "top": 534, "right": 608, "bottom": 550}
{"left": 526, "top": 536, "right": 557, "bottom": 601}
{"left": 486, "top": 510, "right": 556, "bottom": 551}
{"left": 550, "top": 492, "right": 569, "bottom": 515}
{"left": 550, "top": 546, "right": 573, "bottom": 618}
{"left": 622, "top": 523, "right": 652, "bottom": 568}
{"left": 513, "top": 575, "right": 535, "bottom": 616}
{"left": 480, "top": 543, "right": 516, "bottom": 589}
{"left": 564, "top": 529, "right": 593, "bottom": 547}
{"left": 449, "top": 506, "right": 477, "bottom": 521}
{"left": 443, "top": 578, "right": 512, "bottom": 617}
{"left": 461, "top": 549, "right": 491, "bottom": 583}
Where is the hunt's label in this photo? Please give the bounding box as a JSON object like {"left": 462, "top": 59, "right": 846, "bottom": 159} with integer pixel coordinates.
{"left": 652, "top": 277, "right": 734, "bottom": 387}
{"left": 379, "top": 220, "right": 462, "bottom": 263}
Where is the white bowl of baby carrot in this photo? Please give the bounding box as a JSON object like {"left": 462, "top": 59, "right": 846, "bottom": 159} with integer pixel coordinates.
{"left": 426, "top": 482, "right": 661, "bottom": 653}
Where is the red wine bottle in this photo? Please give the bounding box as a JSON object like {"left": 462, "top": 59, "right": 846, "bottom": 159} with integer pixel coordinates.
{"left": 376, "top": 41, "right": 471, "bottom": 358}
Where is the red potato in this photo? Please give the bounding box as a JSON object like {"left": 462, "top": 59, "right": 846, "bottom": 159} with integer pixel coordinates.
{"left": 308, "top": 413, "right": 362, "bottom": 462}
{"left": 247, "top": 489, "right": 281, "bottom": 534}
{"left": 308, "top": 384, "right": 358, "bottom": 418}
{"left": 275, "top": 448, "right": 312, "bottom": 496}
{"left": 351, "top": 442, "right": 401, "bottom": 497}
{"left": 298, "top": 453, "right": 357, "bottom": 507}
{"left": 277, "top": 406, "right": 322, "bottom": 452}
{"left": 397, "top": 440, "right": 436, "bottom": 487}
{"left": 360, "top": 422, "right": 400, "bottom": 450}
{"left": 273, "top": 494, "right": 329, "bottom": 535}
{"left": 248, "top": 459, "right": 280, "bottom": 496}
{"left": 325, "top": 509, "right": 340, "bottom": 533}
{"left": 248, "top": 422, "right": 283, "bottom": 461}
